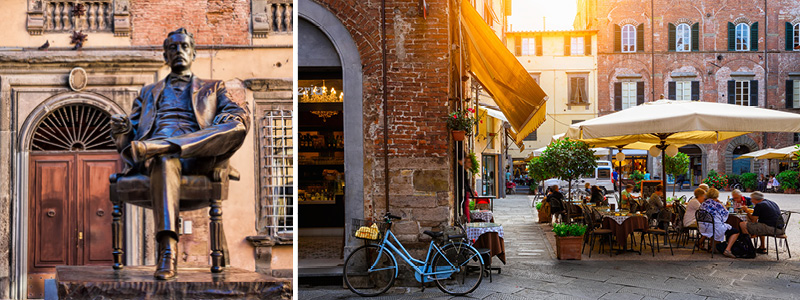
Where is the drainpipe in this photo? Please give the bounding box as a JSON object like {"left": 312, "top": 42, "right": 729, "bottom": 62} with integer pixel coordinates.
{"left": 763, "top": 0, "right": 769, "bottom": 151}
{"left": 651, "top": 0, "right": 655, "bottom": 102}
{"left": 382, "top": 0, "right": 390, "bottom": 213}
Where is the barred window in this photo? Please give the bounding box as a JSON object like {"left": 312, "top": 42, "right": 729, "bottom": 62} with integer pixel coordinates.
{"left": 260, "top": 110, "right": 293, "bottom": 238}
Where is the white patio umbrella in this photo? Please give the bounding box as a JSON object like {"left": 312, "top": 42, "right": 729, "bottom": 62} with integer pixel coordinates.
{"left": 565, "top": 100, "right": 800, "bottom": 204}
{"left": 755, "top": 145, "right": 799, "bottom": 160}
{"left": 734, "top": 148, "right": 776, "bottom": 160}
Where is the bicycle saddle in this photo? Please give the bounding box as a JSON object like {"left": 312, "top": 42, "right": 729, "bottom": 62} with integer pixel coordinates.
{"left": 423, "top": 230, "right": 444, "bottom": 238}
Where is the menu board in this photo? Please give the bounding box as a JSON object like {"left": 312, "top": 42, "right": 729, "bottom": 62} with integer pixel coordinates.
{"left": 639, "top": 180, "right": 662, "bottom": 201}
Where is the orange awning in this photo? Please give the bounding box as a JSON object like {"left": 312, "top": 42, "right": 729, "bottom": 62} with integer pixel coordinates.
{"left": 460, "top": 3, "right": 548, "bottom": 145}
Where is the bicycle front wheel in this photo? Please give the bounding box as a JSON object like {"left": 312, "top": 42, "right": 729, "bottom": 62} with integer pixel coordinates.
{"left": 432, "top": 242, "right": 483, "bottom": 296}
{"left": 343, "top": 244, "right": 397, "bottom": 296}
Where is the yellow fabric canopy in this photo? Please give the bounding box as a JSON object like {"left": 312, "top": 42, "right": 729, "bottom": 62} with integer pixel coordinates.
{"left": 461, "top": 3, "right": 548, "bottom": 145}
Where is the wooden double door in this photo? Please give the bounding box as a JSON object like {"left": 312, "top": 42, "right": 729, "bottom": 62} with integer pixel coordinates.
{"left": 27, "top": 152, "right": 120, "bottom": 298}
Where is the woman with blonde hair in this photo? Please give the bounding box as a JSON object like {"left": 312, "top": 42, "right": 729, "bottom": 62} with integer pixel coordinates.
{"left": 697, "top": 188, "right": 740, "bottom": 258}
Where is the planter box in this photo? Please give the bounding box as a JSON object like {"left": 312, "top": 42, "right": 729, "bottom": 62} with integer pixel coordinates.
{"left": 555, "top": 235, "right": 583, "bottom": 260}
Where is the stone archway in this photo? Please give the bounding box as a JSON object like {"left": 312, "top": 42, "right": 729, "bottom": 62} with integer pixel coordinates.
{"left": 298, "top": 0, "right": 364, "bottom": 258}
{"left": 725, "top": 135, "right": 759, "bottom": 174}
{"left": 14, "top": 92, "right": 125, "bottom": 299}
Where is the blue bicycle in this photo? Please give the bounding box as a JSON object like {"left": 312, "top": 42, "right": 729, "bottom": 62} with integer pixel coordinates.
{"left": 343, "top": 212, "right": 484, "bottom": 296}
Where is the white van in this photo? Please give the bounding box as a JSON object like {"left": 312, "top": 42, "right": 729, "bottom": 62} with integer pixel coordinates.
{"left": 543, "top": 160, "right": 615, "bottom": 194}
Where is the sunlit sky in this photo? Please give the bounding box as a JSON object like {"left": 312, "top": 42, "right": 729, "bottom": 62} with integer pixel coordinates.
{"left": 508, "top": 0, "right": 577, "bottom": 32}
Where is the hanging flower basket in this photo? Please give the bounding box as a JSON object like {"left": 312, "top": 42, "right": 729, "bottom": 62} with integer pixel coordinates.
{"left": 451, "top": 130, "right": 466, "bottom": 141}
{"left": 446, "top": 107, "right": 478, "bottom": 141}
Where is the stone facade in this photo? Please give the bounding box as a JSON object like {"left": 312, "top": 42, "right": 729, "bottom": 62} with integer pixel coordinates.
{"left": 579, "top": 0, "right": 800, "bottom": 177}
{"left": 0, "top": 1, "right": 292, "bottom": 298}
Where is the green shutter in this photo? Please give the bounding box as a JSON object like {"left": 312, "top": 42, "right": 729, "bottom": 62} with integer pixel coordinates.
{"left": 668, "top": 23, "right": 676, "bottom": 52}
{"left": 614, "top": 24, "right": 621, "bottom": 52}
{"left": 564, "top": 36, "right": 571, "bottom": 56}
{"left": 728, "top": 80, "right": 736, "bottom": 104}
{"left": 636, "top": 81, "right": 645, "bottom": 105}
{"left": 536, "top": 37, "right": 543, "bottom": 56}
{"left": 514, "top": 36, "right": 521, "bottom": 55}
{"left": 691, "top": 23, "right": 699, "bottom": 51}
{"left": 786, "top": 22, "right": 794, "bottom": 51}
{"left": 691, "top": 81, "right": 700, "bottom": 100}
{"left": 751, "top": 22, "right": 759, "bottom": 51}
{"left": 787, "top": 80, "right": 794, "bottom": 108}
{"left": 749, "top": 80, "right": 758, "bottom": 106}
{"left": 614, "top": 82, "right": 622, "bottom": 110}
{"left": 637, "top": 24, "right": 644, "bottom": 52}
{"left": 728, "top": 22, "right": 735, "bottom": 51}
{"left": 584, "top": 35, "right": 592, "bottom": 55}
{"left": 668, "top": 81, "right": 676, "bottom": 99}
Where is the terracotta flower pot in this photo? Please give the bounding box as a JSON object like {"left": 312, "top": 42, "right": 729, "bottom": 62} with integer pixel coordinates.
{"left": 451, "top": 130, "right": 466, "bottom": 141}
{"left": 555, "top": 235, "right": 583, "bottom": 260}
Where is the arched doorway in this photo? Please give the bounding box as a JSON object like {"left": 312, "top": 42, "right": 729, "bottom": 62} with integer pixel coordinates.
{"left": 732, "top": 145, "right": 752, "bottom": 175}
{"left": 298, "top": 0, "right": 365, "bottom": 275}
{"left": 24, "top": 102, "right": 121, "bottom": 298}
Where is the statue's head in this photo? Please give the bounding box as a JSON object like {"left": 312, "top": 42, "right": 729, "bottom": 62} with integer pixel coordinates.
{"left": 163, "top": 28, "right": 196, "bottom": 73}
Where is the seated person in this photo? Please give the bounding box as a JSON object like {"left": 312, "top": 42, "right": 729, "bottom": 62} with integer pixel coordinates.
{"left": 580, "top": 182, "right": 592, "bottom": 201}
{"left": 546, "top": 185, "right": 565, "bottom": 222}
{"left": 646, "top": 185, "right": 666, "bottom": 229}
{"left": 590, "top": 185, "right": 605, "bottom": 206}
{"left": 684, "top": 188, "right": 705, "bottom": 228}
{"left": 620, "top": 184, "right": 635, "bottom": 210}
{"left": 739, "top": 191, "right": 784, "bottom": 254}
{"left": 698, "top": 183, "right": 709, "bottom": 192}
{"left": 697, "top": 188, "right": 740, "bottom": 258}
{"left": 730, "top": 189, "right": 751, "bottom": 210}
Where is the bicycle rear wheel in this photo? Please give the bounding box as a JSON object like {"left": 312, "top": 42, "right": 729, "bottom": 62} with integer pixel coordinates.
{"left": 432, "top": 242, "right": 483, "bottom": 296}
{"left": 343, "top": 244, "right": 397, "bottom": 296}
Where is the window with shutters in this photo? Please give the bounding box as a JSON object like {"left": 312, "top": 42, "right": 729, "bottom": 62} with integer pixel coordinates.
{"left": 676, "top": 24, "right": 691, "bottom": 52}
{"left": 622, "top": 82, "right": 637, "bottom": 109}
{"left": 571, "top": 37, "right": 585, "bottom": 55}
{"left": 568, "top": 74, "right": 589, "bottom": 105}
{"left": 622, "top": 24, "right": 636, "bottom": 52}
{"left": 735, "top": 80, "right": 750, "bottom": 106}
{"left": 795, "top": 133, "right": 800, "bottom": 144}
{"left": 794, "top": 80, "right": 800, "bottom": 108}
{"left": 675, "top": 81, "right": 692, "bottom": 100}
{"left": 794, "top": 24, "right": 800, "bottom": 51}
{"left": 736, "top": 23, "right": 750, "bottom": 51}
{"left": 521, "top": 38, "right": 536, "bottom": 55}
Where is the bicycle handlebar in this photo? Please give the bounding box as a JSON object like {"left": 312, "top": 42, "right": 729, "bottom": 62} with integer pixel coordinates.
{"left": 384, "top": 212, "right": 402, "bottom": 221}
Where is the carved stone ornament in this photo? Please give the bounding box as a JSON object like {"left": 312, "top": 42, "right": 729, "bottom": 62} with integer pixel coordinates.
{"left": 69, "top": 67, "right": 88, "bottom": 91}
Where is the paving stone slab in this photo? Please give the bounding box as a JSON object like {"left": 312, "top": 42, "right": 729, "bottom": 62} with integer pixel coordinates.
{"left": 618, "top": 286, "right": 670, "bottom": 299}
{"left": 663, "top": 292, "right": 708, "bottom": 300}
{"left": 599, "top": 292, "right": 645, "bottom": 300}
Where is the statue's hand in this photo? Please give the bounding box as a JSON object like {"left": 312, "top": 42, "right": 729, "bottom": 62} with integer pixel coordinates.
{"left": 213, "top": 113, "right": 242, "bottom": 125}
{"left": 110, "top": 114, "right": 131, "bottom": 134}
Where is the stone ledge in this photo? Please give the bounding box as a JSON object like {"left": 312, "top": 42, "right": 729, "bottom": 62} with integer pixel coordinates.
{"left": 56, "top": 265, "right": 292, "bottom": 299}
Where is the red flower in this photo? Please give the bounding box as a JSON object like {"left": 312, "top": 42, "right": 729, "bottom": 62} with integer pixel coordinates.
{"left": 453, "top": 115, "right": 457, "bottom": 119}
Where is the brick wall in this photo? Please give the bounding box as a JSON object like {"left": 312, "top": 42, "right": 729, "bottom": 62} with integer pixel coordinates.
{"left": 131, "top": 0, "right": 250, "bottom": 45}
{"left": 310, "top": 0, "right": 453, "bottom": 242}
{"left": 586, "top": 0, "right": 800, "bottom": 177}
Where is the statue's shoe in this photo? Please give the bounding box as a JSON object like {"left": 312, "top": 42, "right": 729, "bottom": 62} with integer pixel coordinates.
{"left": 154, "top": 239, "right": 178, "bottom": 280}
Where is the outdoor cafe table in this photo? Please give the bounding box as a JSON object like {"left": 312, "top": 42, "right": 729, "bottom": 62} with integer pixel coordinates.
{"left": 470, "top": 210, "right": 494, "bottom": 222}
{"left": 599, "top": 210, "right": 649, "bottom": 250}
{"left": 725, "top": 213, "right": 749, "bottom": 228}
{"left": 466, "top": 222, "right": 506, "bottom": 264}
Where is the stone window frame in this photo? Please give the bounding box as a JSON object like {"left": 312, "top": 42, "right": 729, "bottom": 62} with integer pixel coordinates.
{"left": 567, "top": 72, "right": 590, "bottom": 106}
{"left": 26, "top": 0, "right": 131, "bottom": 36}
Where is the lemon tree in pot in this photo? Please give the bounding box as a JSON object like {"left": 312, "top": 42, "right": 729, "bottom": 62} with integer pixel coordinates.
{"left": 552, "top": 223, "right": 587, "bottom": 260}
{"left": 446, "top": 107, "right": 478, "bottom": 141}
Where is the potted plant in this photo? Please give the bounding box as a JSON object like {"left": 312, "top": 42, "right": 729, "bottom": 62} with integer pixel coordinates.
{"left": 740, "top": 172, "right": 758, "bottom": 192}
{"left": 467, "top": 152, "right": 480, "bottom": 174}
{"left": 703, "top": 169, "right": 728, "bottom": 190}
{"left": 664, "top": 152, "right": 689, "bottom": 197}
{"left": 552, "top": 223, "right": 587, "bottom": 260}
{"left": 630, "top": 170, "right": 645, "bottom": 192}
{"left": 446, "top": 107, "right": 478, "bottom": 141}
{"left": 776, "top": 170, "right": 799, "bottom": 194}
{"left": 538, "top": 138, "right": 597, "bottom": 202}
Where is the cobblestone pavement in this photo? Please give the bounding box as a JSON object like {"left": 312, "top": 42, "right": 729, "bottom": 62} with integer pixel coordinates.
{"left": 299, "top": 194, "right": 800, "bottom": 300}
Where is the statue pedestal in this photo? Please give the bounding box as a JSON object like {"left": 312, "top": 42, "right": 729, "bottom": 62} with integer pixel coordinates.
{"left": 55, "top": 265, "right": 292, "bottom": 299}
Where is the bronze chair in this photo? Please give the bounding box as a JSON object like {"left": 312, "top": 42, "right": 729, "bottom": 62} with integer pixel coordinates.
{"left": 108, "top": 166, "right": 239, "bottom": 272}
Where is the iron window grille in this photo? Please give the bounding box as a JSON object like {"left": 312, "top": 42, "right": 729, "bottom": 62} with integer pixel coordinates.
{"left": 259, "top": 110, "right": 293, "bottom": 239}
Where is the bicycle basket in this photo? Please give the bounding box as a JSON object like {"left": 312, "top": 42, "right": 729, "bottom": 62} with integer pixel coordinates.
{"left": 351, "top": 219, "right": 388, "bottom": 241}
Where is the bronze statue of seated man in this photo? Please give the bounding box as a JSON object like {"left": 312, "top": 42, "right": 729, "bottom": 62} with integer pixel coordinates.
{"left": 109, "top": 28, "right": 250, "bottom": 280}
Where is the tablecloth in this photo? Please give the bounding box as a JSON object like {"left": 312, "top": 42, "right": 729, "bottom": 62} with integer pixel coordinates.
{"left": 470, "top": 210, "right": 494, "bottom": 222}
{"left": 466, "top": 223, "right": 504, "bottom": 241}
{"left": 472, "top": 232, "right": 506, "bottom": 264}
{"left": 602, "top": 215, "right": 648, "bottom": 249}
